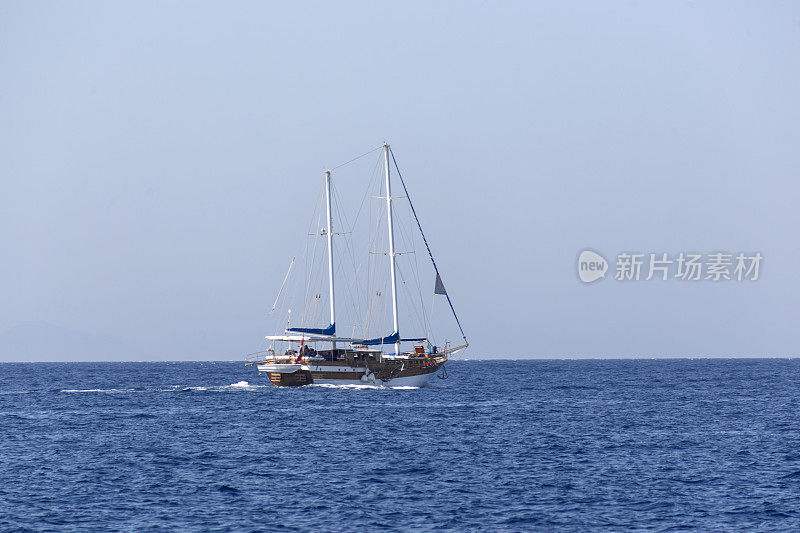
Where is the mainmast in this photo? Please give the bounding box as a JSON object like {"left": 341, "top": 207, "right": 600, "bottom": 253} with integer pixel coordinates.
{"left": 383, "top": 143, "right": 400, "bottom": 355}
{"left": 324, "top": 169, "right": 336, "bottom": 350}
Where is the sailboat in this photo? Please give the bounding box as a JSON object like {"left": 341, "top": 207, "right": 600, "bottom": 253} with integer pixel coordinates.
{"left": 247, "top": 143, "right": 468, "bottom": 387}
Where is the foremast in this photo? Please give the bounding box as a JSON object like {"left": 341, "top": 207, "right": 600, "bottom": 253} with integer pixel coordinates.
{"left": 324, "top": 169, "right": 336, "bottom": 350}
{"left": 285, "top": 169, "right": 337, "bottom": 341}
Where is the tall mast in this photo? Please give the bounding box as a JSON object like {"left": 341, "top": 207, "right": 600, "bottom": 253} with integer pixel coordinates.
{"left": 383, "top": 143, "right": 400, "bottom": 355}
{"left": 324, "top": 169, "right": 336, "bottom": 350}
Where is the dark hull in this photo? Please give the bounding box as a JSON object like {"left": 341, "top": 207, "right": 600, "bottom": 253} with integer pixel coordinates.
{"left": 267, "top": 370, "right": 313, "bottom": 387}
{"left": 259, "top": 355, "right": 447, "bottom": 387}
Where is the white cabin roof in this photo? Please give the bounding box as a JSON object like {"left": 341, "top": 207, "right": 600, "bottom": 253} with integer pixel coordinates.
{"left": 265, "top": 334, "right": 368, "bottom": 343}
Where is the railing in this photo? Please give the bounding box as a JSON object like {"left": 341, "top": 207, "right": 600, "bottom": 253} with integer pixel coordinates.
{"left": 244, "top": 351, "right": 303, "bottom": 364}
{"left": 244, "top": 351, "right": 273, "bottom": 363}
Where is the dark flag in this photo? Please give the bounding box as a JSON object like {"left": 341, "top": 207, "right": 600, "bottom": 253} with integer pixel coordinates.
{"left": 434, "top": 273, "right": 447, "bottom": 295}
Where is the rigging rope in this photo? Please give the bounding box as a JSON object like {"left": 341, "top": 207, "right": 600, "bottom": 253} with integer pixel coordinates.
{"left": 270, "top": 257, "right": 294, "bottom": 313}
{"left": 330, "top": 146, "right": 382, "bottom": 171}
{"left": 389, "top": 147, "right": 468, "bottom": 344}
{"left": 300, "top": 180, "right": 326, "bottom": 326}
{"left": 396, "top": 263, "right": 427, "bottom": 340}
{"left": 392, "top": 199, "right": 429, "bottom": 338}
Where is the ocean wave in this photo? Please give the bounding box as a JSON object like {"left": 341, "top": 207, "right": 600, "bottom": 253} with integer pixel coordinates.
{"left": 5, "top": 359, "right": 800, "bottom": 531}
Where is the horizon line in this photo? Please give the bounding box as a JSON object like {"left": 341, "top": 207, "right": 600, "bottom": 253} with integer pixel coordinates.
{"left": 1, "top": 355, "right": 799, "bottom": 363}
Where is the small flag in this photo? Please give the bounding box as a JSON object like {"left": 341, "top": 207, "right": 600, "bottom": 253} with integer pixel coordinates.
{"left": 434, "top": 273, "right": 447, "bottom": 295}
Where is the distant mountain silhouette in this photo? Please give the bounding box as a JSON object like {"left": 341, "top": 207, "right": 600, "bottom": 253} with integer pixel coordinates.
{"left": 0, "top": 322, "right": 145, "bottom": 361}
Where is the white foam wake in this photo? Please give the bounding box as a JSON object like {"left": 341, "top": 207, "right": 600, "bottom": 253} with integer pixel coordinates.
{"left": 311, "top": 383, "right": 420, "bottom": 390}
{"left": 60, "top": 388, "right": 136, "bottom": 393}
{"left": 59, "top": 382, "right": 267, "bottom": 393}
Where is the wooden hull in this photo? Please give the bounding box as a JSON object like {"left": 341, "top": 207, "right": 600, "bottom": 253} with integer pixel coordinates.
{"left": 312, "top": 372, "right": 438, "bottom": 388}
{"left": 267, "top": 369, "right": 313, "bottom": 387}
{"left": 257, "top": 355, "right": 447, "bottom": 388}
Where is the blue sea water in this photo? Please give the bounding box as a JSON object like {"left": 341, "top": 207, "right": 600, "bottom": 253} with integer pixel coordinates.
{"left": 2, "top": 359, "right": 800, "bottom": 532}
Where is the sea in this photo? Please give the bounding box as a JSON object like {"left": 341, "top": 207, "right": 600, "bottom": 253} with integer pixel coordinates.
{"left": 1, "top": 359, "right": 800, "bottom": 532}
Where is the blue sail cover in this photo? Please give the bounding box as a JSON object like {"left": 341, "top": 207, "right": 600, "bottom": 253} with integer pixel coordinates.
{"left": 361, "top": 331, "right": 399, "bottom": 346}
{"left": 286, "top": 323, "right": 335, "bottom": 336}
{"left": 360, "top": 333, "right": 428, "bottom": 346}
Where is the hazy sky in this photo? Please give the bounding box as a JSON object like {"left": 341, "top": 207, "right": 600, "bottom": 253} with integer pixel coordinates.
{"left": 2, "top": 1, "right": 799, "bottom": 360}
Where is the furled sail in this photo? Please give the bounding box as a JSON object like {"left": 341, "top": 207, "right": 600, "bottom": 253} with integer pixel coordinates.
{"left": 361, "top": 331, "right": 399, "bottom": 346}
{"left": 361, "top": 332, "right": 427, "bottom": 346}
{"left": 286, "top": 323, "right": 335, "bottom": 336}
